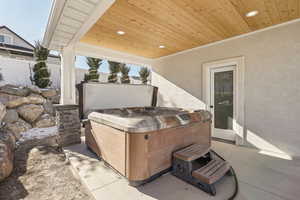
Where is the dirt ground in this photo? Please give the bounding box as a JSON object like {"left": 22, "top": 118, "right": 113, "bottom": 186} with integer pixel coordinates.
{"left": 0, "top": 145, "right": 93, "bottom": 200}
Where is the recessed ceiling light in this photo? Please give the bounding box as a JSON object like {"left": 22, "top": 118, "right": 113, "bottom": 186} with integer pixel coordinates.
{"left": 246, "top": 10, "right": 258, "bottom": 17}
{"left": 159, "top": 45, "right": 165, "bottom": 49}
{"left": 117, "top": 30, "right": 125, "bottom": 35}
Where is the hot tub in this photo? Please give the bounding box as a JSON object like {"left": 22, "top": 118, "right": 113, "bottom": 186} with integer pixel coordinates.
{"left": 85, "top": 107, "right": 212, "bottom": 185}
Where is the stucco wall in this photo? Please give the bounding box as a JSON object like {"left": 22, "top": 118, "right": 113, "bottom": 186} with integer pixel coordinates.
{"left": 151, "top": 21, "right": 300, "bottom": 157}
{"left": 0, "top": 28, "right": 33, "bottom": 49}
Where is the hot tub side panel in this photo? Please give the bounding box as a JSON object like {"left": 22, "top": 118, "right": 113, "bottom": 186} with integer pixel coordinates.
{"left": 126, "top": 121, "right": 211, "bottom": 182}
{"left": 89, "top": 121, "right": 126, "bottom": 176}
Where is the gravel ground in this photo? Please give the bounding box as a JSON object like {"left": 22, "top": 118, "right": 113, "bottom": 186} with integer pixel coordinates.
{"left": 0, "top": 145, "right": 93, "bottom": 200}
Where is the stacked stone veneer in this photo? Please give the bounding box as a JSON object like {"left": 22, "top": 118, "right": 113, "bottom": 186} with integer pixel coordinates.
{"left": 55, "top": 105, "right": 81, "bottom": 147}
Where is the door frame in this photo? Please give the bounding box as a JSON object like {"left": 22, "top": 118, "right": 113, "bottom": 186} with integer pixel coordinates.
{"left": 202, "top": 56, "right": 245, "bottom": 145}
{"left": 210, "top": 65, "right": 236, "bottom": 141}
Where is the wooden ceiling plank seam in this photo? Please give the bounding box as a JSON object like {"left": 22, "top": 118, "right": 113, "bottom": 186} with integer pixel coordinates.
{"left": 177, "top": 0, "right": 234, "bottom": 39}
{"left": 92, "top": 20, "right": 184, "bottom": 51}
{"left": 252, "top": 0, "right": 273, "bottom": 28}
{"left": 229, "top": 0, "right": 262, "bottom": 30}
{"left": 213, "top": 0, "right": 251, "bottom": 35}
{"left": 264, "top": 0, "right": 282, "bottom": 25}
{"left": 96, "top": 15, "right": 195, "bottom": 49}
{"left": 112, "top": 0, "right": 202, "bottom": 46}
{"left": 276, "top": 0, "right": 290, "bottom": 21}
{"left": 86, "top": 25, "right": 172, "bottom": 51}
{"left": 287, "top": 0, "right": 299, "bottom": 19}
{"left": 96, "top": 3, "right": 201, "bottom": 48}
{"left": 174, "top": 0, "right": 229, "bottom": 40}
{"left": 228, "top": 0, "right": 254, "bottom": 31}
{"left": 126, "top": 0, "right": 212, "bottom": 43}
{"left": 82, "top": 36, "right": 170, "bottom": 58}
{"left": 159, "top": 0, "right": 221, "bottom": 43}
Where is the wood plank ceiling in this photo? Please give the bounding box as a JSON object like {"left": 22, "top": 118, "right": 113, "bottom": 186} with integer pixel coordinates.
{"left": 81, "top": 0, "right": 300, "bottom": 58}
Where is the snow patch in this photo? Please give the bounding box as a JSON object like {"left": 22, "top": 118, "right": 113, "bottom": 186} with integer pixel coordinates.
{"left": 18, "top": 126, "right": 58, "bottom": 143}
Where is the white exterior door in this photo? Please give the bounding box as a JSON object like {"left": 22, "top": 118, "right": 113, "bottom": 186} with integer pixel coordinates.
{"left": 209, "top": 66, "right": 236, "bottom": 141}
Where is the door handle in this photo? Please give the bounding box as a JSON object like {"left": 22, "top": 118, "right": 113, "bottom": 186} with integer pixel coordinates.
{"left": 210, "top": 105, "right": 214, "bottom": 108}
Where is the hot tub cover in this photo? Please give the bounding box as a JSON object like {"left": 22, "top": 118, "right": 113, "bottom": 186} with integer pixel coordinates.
{"left": 88, "top": 107, "right": 211, "bottom": 133}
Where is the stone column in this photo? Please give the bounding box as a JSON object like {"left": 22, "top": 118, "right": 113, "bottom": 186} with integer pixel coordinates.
{"left": 55, "top": 105, "right": 81, "bottom": 146}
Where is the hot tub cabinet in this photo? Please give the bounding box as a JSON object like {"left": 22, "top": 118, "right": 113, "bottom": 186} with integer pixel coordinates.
{"left": 85, "top": 107, "right": 212, "bottom": 185}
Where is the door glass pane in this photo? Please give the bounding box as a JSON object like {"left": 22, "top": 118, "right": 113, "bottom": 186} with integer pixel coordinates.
{"left": 214, "top": 70, "right": 233, "bottom": 130}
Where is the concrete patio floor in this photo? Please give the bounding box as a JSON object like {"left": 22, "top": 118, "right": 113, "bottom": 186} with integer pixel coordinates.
{"left": 64, "top": 138, "right": 300, "bottom": 200}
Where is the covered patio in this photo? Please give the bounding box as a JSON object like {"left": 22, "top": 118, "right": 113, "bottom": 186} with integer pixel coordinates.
{"left": 64, "top": 138, "right": 300, "bottom": 200}
{"left": 43, "top": 0, "right": 300, "bottom": 199}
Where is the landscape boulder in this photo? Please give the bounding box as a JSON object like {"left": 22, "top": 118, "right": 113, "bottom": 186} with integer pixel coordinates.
{"left": 5, "top": 118, "right": 32, "bottom": 139}
{"left": 0, "top": 102, "right": 6, "bottom": 123}
{"left": 5, "top": 94, "right": 45, "bottom": 109}
{"left": 0, "top": 130, "right": 15, "bottom": 182}
{"left": 34, "top": 114, "right": 55, "bottom": 128}
{"left": 17, "top": 104, "right": 44, "bottom": 123}
{"left": 43, "top": 100, "right": 55, "bottom": 115}
{"left": 5, "top": 97, "right": 29, "bottom": 108}
{"left": 27, "top": 94, "right": 45, "bottom": 104}
{"left": 0, "top": 84, "right": 30, "bottom": 97}
{"left": 28, "top": 85, "right": 42, "bottom": 94}
{"left": 17, "top": 126, "right": 59, "bottom": 149}
{"left": 0, "top": 93, "right": 20, "bottom": 105}
{"left": 3, "top": 109, "right": 19, "bottom": 124}
{"left": 41, "top": 89, "right": 57, "bottom": 98}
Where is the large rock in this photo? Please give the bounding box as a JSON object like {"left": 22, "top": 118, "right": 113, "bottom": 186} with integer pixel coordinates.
{"left": 5, "top": 94, "right": 45, "bottom": 109}
{"left": 0, "top": 130, "right": 15, "bottom": 182}
{"left": 0, "top": 102, "right": 6, "bottom": 123}
{"left": 28, "top": 85, "right": 42, "bottom": 94}
{"left": 5, "top": 97, "right": 29, "bottom": 108}
{"left": 41, "top": 89, "right": 57, "bottom": 98}
{"left": 34, "top": 114, "right": 55, "bottom": 128}
{"left": 0, "top": 93, "right": 19, "bottom": 105}
{"left": 5, "top": 118, "right": 32, "bottom": 139}
{"left": 27, "top": 93, "right": 45, "bottom": 104}
{"left": 3, "top": 109, "right": 19, "bottom": 124}
{"left": 0, "top": 84, "right": 30, "bottom": 97}
{"left": 17, "top": 126, "right": 59, "bottom": 149}
{"left": 17, "top": 104, "right": 44, "bottom": 123}
{"left": 43, "top": 100, "right": 55, "bottom": 115}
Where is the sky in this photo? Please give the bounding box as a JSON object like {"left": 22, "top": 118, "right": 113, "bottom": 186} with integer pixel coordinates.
{"left": 0, "top": 0, "right": 142, "bottom": 76}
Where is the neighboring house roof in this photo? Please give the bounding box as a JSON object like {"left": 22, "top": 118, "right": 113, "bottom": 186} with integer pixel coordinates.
{"left": 0, "top": 25, "right": 35, "bottom": 49}
{"left": 0, "top": 43, "right": 34, "bottom": 52}
{"left": 0, "top": 25, "right": 60, "bottom": 59}
{"left": 0, "top": 43, "right": 60, "bottom": 59}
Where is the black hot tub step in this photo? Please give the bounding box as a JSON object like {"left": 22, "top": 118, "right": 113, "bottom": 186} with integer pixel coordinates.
{"left": 173, "top": 143, "right": 210, "bottom": 161}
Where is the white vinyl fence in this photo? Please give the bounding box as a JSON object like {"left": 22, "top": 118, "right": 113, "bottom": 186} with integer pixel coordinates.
{"left": 0, "top": 56, "right": 142, "bottom": 88}
{"left": 0, "top": 56, "right": 62, "bottom": 88}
